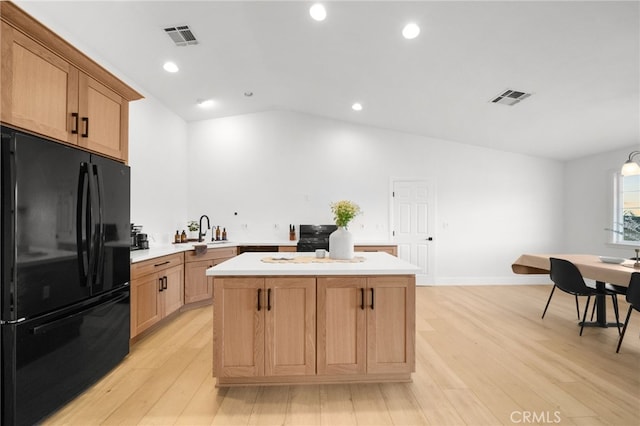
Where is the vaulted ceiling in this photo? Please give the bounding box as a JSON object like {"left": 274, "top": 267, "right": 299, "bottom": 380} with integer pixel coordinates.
{"left": 14, "top": 1, "right": 640, "bottom": 160}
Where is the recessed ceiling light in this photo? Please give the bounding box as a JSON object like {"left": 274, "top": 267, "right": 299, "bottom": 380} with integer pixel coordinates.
{"left": 197, "top": 99, "right": 214, "bottom": 108}
{"left": 402, "top": 23, "right": 420, "bottom": 40}
{"left": 244, "top": 91, "right": 254, "bottom": 97}
{"left": 163, "top": 61, "right": 179, "bottom": 73}
{"left": 310, "top": 3, "right": 327, "bottom": 21}
{"left": 352, "top": 102, "right": 363, "bottom": 111}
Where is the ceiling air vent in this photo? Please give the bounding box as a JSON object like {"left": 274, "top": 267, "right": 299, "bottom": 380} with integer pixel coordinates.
{"left": 164, "top": 25, "right": 198, "bottom": 46}
{"left": 491, "top": 89, "right": 531, "bottom": 106}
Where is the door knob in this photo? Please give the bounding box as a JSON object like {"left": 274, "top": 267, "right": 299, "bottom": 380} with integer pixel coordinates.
{"left": 427, "top": 237, "right": 433, "bottom": 241}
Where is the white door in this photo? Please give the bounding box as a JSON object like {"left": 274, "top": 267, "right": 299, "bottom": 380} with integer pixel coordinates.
{"left": 392, "top": 180, "right": 435, "bottom": 285}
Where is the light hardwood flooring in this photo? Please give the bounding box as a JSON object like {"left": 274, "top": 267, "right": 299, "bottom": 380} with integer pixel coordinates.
{"left": 44, "top": 285, "right": 639, "bottom": 425}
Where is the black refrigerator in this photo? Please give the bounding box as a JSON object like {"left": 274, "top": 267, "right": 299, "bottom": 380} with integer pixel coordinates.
{"left": 1, "top": 126, "right": 131, "bottom": 425}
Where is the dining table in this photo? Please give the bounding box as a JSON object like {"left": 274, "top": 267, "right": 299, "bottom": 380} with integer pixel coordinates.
{"left": 512, "top": 254, "right": 639, "bottom": 328}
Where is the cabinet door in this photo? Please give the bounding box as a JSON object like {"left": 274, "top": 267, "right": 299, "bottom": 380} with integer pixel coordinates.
{"left": 265, "top": 277, "right": 316, "bottom": 376}
{"left": 77, "top": 73, "right": 128, "bottom": 161}
{"left": 163, "top": 265, "right": 184, "bottom": 317}
{"left": 215, "top": 277, "right": 265, "bottom": 377}
{"left": 317, "top": 277, "right": 366, "bottom": 375}
{"left": 184, "top": 260, "right": 213, "bottom": 304}
{"left": 1, "top": 22, "right": 79, "bottom": 144}
{"left": 130, "top": 273, "right": 162, "bottom": 337}
{"left": 366, "top": 276, "right": 415, "bottom": 374}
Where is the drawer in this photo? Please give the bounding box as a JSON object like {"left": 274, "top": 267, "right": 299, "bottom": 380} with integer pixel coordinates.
{"left": 184, "top": 246, "right": 237, "bottom": 263}
{"left": 354, "top": 245, "right": 397, "bottom": 256}
{"left": 131, "top": 253, "right": 184, "bottom": 279}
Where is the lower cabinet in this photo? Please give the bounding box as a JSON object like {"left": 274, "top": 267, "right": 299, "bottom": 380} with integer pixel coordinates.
{"left": 184, "top": 247, "right": 236, "bottom": 304}
{"left": 214, "top": 276, "right": 316, "bottom": 378}
{"left": 213, "top": 274, "right": 415, "bottom": 385}
{"left": 130, "top": 253, "right": 184, "bottom": 338}
{"left": 317, "top": 275, "right": 415, "bottom": 376}
{"left": 354, "top": 245, "right": 398, "bottom": 256}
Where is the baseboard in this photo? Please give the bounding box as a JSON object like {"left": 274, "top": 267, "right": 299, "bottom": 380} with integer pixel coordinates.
{"left": 418, "top": 275, "right": 552, "bottom": 286}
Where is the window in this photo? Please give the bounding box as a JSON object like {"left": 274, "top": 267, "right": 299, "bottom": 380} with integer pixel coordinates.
{"left": 612, "top": 173, "right": 640, "bottom": 245}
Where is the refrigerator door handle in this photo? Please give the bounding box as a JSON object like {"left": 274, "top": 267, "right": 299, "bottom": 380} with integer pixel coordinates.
{"left": 91, "top": 164, "right": 105, "bottom": 286}
{"left": 86, "top": 164, "right": 101, "bottom": 288}
{"left": 76, "top": 163, "right": 90, "bottom": 286}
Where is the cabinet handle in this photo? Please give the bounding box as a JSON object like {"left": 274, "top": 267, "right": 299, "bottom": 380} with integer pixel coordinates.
{"left": 370, "top": 288, "right": 375, "bottom": 310}
{"left": 154, "top": 261, "right": 170, "bottom": 267}
{"left": 158, "top": 278, "right": 163, "bottom": 292}
{"left": 360, "top": 288, "right": 365, "bottom": 310}
{"left": 267, "top": 288, "right": 272, "bottom": 311}
{"left": 257, "top": 288, "right": 262, "bottom": 311}
{"left": 71, "top": 113, "right": 79, "bottom": 134}
{"left": 163, "top": 276, "right": 168, "bottom": 290}
{"left": 81, "top": 117, "right": 89, "bottom": 137}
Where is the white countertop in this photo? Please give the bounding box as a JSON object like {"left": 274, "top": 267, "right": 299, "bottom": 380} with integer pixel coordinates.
{"left": 205, "top": 252, "right": 419, "bottom": 276}
{"left": 130, "top": 240, "right": 397, "bottom": 264}
{"left": 129, "top": 242, "right": 238, "bottom": 263}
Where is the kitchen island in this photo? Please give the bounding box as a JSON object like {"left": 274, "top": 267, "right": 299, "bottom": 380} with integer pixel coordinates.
{"left": 206, "top": 252, "right": 419, "bottom": 386}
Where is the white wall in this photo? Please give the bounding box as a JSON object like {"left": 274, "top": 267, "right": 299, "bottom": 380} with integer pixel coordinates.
{"left": 187, "top": 110, "right": 564, "bottom": 284}
{"left": 12, "top": 1, "right": 191, "bottom": 246}
{"left": 564, "top": 145, "right": 639, "bottom": 258}
{"left": 129, "top": 97, "right": 188, "bottom": 244}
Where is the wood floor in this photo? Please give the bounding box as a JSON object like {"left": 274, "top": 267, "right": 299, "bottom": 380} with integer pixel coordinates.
{"left": 44, "top": 285, "right": 640, "bottom": 425}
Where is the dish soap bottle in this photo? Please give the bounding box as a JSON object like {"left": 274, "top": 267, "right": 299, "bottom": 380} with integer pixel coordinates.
{"left": 222, "top": 228, "right": 227, "bottom": 240}
{"left": 215, "top": 226, "right": 221, "bottom": 241}
{"left": 180, "top": 230, "right": 187, "bottom": 243}
{"left": 174, "top": 230, "right": 181, "bottom": 244}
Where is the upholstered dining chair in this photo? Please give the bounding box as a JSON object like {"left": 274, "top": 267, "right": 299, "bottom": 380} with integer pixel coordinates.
{"left": 616, "top": 273, "right": 640, "bottom": 353}
{"left": 543, "top": 258, "right": 621, "bottom": 336}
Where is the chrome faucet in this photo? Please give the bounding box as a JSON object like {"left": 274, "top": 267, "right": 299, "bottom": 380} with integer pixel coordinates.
{"left": 198, "top": 215, "right": 210, "bottom": 242}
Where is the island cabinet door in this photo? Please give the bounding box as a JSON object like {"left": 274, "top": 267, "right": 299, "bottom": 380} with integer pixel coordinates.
{"left": 264, "top": 277, "right": 316, "bottom": 376}
{"left": 366, "top": 276, "right": 415, "bottom": 374}
{"left": 215, "top": 277, "right": 265, "bottom": 377}
{"left": 317, "top": 277, "right": 367, "bottom": 375}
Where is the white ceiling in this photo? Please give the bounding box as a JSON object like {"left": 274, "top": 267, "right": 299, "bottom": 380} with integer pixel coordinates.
{"left": 14, "top": 0, "right": 640, "bottom": 161}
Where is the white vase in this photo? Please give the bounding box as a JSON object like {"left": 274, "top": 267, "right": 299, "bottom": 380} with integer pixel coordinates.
{"left": 329, "top": 226, "right": 354, "bottom": 260}
{"left": 188, "top": 230, "right": 199, "bottom": 240}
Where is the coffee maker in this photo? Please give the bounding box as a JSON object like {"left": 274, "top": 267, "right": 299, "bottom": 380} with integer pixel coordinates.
{"left": 130, "top": 224, "right": 148, "bottom": 250}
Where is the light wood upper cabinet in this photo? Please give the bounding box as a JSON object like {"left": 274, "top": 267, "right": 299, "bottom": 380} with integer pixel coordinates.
{"left": 214, "top": 276, "right": 316, "bottom": 378}
{"left": 77, "top": 73, "right": 129, "bottom": 160}
{"left": 0, "top": 2, "right": 142, "bottom": 162}
{"left": 1, "top": 22, "right": 79, "bottom": 143}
